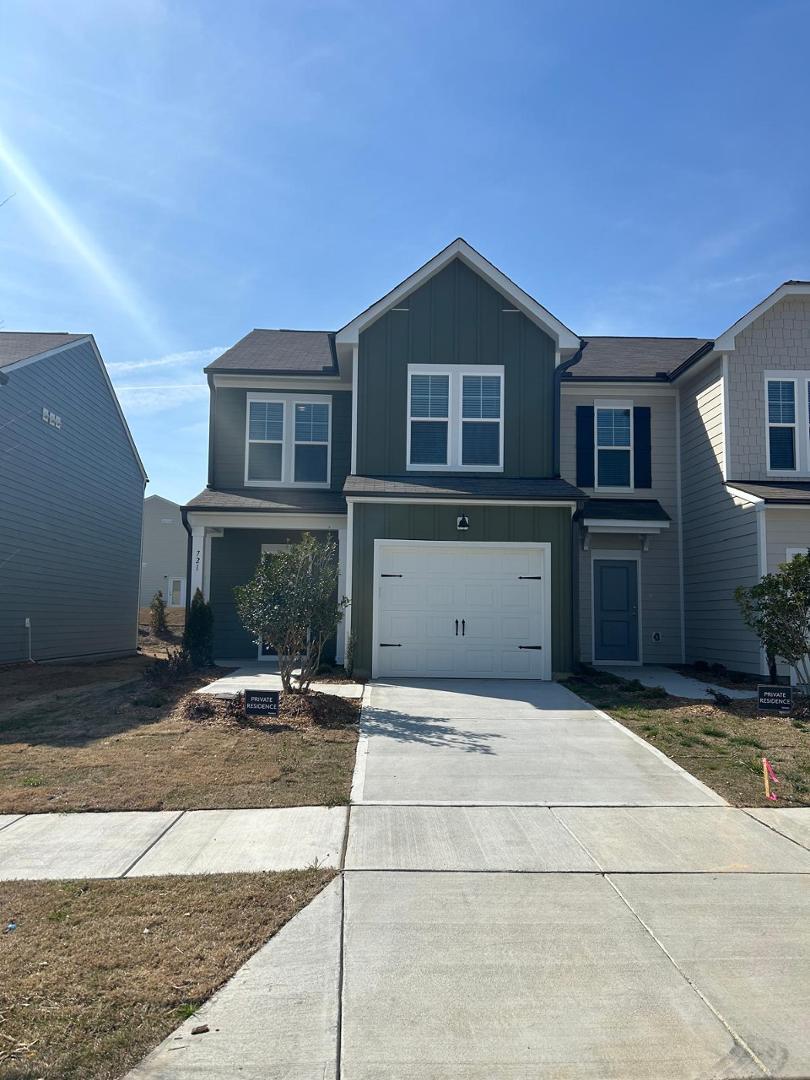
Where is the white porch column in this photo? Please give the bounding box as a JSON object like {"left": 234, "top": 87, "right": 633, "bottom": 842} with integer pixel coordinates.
{"left": 336, "top": 526, "right": 347, "bottom": 664}
{"left": 190, "top": 526, "right": 206, "bottom": 600}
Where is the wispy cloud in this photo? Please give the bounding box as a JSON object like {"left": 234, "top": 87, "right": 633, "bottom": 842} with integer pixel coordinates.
{"left": 114, "top": 383, "right": 209, "bottom": 414}
{"left": 107, "top": 346, "right": 224, "bottom": 374}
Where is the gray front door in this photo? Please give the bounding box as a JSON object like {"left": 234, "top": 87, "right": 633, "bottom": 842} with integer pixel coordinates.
{"left": 594, "top": 559, "right": 639, "bottom": 662}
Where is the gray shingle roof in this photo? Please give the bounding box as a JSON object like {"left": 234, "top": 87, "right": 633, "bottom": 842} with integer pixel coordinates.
{"left": 185, "top": 487, "right": 346, "bottom": 513}
{"left": 344, "top": 474, "right": 583, "bottom": 501}
{"left": 205, "top": 330, "right": 339, "bottom": 375}
{"left": 0, "top": 332, "right": 86, "bottom": 369}
{"left": 579, "top": 498, "right": 671, "bottom": 522}
{"left": 726, "top": 480, "right": 810, "bottom": 504}
{"left": 566, "top": 337, "right": 713, "bottom": 380}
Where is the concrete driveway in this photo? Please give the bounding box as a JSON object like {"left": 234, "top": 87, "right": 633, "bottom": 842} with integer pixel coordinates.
{"left": 132, "top": 678, "right": 810, "bottom": 1080}
{"left": 352, "top": 678, "right": 723, "bottom": 805}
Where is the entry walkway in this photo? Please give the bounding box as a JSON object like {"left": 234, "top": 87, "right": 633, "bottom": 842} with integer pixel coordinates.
{"left": 130, "top": 679, "right": 810, "bottom": 1080}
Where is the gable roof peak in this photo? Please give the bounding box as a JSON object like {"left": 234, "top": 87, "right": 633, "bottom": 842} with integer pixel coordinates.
{"left": 336, "top": 238, "right": 580, "bottom": 351}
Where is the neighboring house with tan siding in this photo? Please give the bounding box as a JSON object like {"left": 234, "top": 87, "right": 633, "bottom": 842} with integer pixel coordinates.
{"left": 180, "top": 238, "right": 809, "bottom": 678}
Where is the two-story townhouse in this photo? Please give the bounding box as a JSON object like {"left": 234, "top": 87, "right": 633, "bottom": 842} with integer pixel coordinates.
{"left": 184, "top": 240, "right": 584, "bottom": 678}
{"left": 184, "top": 240, "right": 810, "bottom": 680}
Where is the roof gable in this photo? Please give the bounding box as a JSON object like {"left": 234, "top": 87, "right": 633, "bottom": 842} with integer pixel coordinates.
{"left": 715, "top": 281, "right": 810, "bottom": 351}
{"left": 335, "top": 238, "right": 580, "bottom": 351}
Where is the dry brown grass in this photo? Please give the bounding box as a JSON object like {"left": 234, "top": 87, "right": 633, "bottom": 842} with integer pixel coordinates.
{"left": 0, "top": 655, "right": 152, "bottom": 705}
{"left": 0, "top": 662, "right": 359, "bottom": 814}
{"left": 564, "top": 670, "right": 810, "bottom": 807}
{"left": 0, "top": 870, "right": 333, "bottom": 1080}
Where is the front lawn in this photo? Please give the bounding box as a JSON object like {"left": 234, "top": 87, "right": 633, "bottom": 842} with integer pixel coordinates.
{"left": 0, "top": 869, "right": 332, "bottom": 1080}
{"left": 564, "top": 669, "right": 810, "bottom": 807}
{"left": 0, "top": 661, "right": 359, "bottom": 813}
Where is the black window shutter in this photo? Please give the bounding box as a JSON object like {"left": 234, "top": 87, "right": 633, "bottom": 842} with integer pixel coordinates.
{"left": 634, "top": 407, "right": 652, "bottom": 488}
{"left": 575, "top": 406, "right": 595, "bottom": 487}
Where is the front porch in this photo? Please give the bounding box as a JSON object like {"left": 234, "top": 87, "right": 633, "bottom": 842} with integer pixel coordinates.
{"left": 186, "top": 509, "right": 348, "bottom": 663}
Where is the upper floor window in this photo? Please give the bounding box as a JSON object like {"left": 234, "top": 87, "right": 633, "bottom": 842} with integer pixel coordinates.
{"left": 767, "top": 379, "right": 796, "bottom": 471}
{"left": 595, "top": 403, "right": 633, "bottom": 488}
{"left": 245, "top": 395, "right": 331, "bottom": 487}
{"left": 407, "top": 365, "right": 503, "bottom": 470}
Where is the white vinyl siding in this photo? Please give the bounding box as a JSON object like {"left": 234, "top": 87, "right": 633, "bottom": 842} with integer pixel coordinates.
{"left": 407, "top": 365, "right": 503, "bottom": 471}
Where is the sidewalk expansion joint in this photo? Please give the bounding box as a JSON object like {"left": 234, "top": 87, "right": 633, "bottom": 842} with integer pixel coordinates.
{"left": 605, "top": 873, "right": 772, "bottom": 1078}
{"left": 120, "top": 810, "right": 186, "bottom": 878}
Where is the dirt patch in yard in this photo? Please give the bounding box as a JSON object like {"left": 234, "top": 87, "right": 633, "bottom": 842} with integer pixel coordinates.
{"left": 0, "top": 869, "right": 332, "bottom": 1080}
{"left": 564, "top": 669, "right": 810, "bottom": 807}
{"left": 0, "top": 655, "right": 153, "bottom": 706}
{"left": 0, "top": 661, "right": 360, "bottom": 813}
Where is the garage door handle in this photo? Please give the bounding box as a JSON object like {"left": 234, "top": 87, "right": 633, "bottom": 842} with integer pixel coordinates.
{"left": 379, "top": 643, "right": 402, "bottom": 647}
{"left": 519, "top": 645, "right": 543, "bottom": 650}
{"left": 519, "top": 575, "right": 542, "bottom": 580}
{"left": 455, "top": 619, "right": 458, "bottom": 636}
{"left": 461, "top": 619, "right": 465, "bottom": 636}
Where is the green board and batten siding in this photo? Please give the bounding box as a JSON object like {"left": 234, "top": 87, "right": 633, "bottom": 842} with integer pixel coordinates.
{"left": 350, "top": 503, "right": 574, "bottom": 676}
{"left": 211, "top": 386, "right": 352, "bottom": 492}
{"left": 208, "top": 528, "right": 339, "bottom": 660}
{"left": 356, "top": 258, "right": 557, "bottom": 477}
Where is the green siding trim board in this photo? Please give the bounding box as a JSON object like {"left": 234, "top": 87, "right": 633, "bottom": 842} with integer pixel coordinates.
{"left": 208, "top": 527, "right": 339, "bottom": 660}
{"left": 357, "top": 258, "right": 557, "bottom": 477}
{"left": 350, "top": 502, "right": 574, "bottom": 677}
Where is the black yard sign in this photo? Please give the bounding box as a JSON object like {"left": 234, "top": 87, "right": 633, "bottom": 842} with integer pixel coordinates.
{"left": 244, "top": 689, "right": 280, "bottom": 717}
{"left": 757, "top": 684, "right": 792, "bottom": 715}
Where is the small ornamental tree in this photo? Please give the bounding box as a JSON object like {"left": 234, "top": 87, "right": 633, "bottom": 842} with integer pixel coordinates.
{"left": 234, "top": 533, "right": 349, "bottom": 693}
{"left": 183, "top": 587, "right": 214, "bottom": 668}
{"left": 736, "top": 550, "right": 810, "bottom": 689}
{"left": 149, "top": 590, "right": 168, "bottom": 635}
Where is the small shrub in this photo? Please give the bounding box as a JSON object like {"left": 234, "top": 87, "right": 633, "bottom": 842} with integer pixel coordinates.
{"left": 145, "top": 646, "right": 193, "bottom": 686}
{"left": 149, "top": 590, "right": 168, "bottom": 635}
{"left": 184, "top": 588, "right": 214, "bottom": 668}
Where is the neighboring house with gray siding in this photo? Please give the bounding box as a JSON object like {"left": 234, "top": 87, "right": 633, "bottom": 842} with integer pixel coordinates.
{"left": 183, "top": 239, "right": 809, "bottom": 679}
{"left": 140, "top": 495, "right": 187, "bottom": 609}
{"left": 0, "top": 333, "right": 146, "bottom": 663}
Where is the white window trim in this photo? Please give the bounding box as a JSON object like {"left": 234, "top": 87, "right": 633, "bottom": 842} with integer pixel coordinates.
{"left": 406, "top": 364, "right": 504, "bottom": 472}
{"left": 244, "top": 394, "right": 332, "bottom": 488}
{"left": 765, "top": 375, "right": 799, "bottom": 474}
{"left": 166, "top": 576, "right": 185, "bottom": 607}
{"left": 594, "top": 398, "right": 634, "bottom": 492}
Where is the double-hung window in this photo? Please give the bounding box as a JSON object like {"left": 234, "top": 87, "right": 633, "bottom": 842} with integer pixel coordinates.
{"left": 247, "top": 400, "right": 284, "bottom": 482}
{"left": 407, "top": 366, "right": 503, "bottom": 469}
{"left": 767, "top": 379, "right": 796, "bottom": 471}
{"left": 245, "top": 395, "right": 331, "bottom": 486}
{"left": 595, "top": 403, "right": 632, "bottom": 488}
{"left": 294, "top": 402, "right": 330, "bottom": 482}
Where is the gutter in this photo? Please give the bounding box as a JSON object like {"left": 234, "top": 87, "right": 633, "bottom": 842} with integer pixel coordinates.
{"left": 553, "top": 339, "right": 586, "bottom": 475}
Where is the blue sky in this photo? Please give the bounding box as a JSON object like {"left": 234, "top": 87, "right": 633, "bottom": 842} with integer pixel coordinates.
{"left": 2, "top": 0, "right": 809, "bottom": 503}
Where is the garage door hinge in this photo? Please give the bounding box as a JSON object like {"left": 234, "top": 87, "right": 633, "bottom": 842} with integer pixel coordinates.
{"left": 379, "top": 643, "right": 402, "bottom": 647}
{"left": 518, "top": 645, "right": 543, "bottom": 650}
{"left": 381, "top": 573, "right": 403, "bottom": 578}
{"left": 518, "top": 575, "right": 542, "bottom": 580}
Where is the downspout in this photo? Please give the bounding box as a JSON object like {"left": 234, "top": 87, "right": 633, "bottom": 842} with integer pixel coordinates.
{"left": 552, "top": 338, "right": 586, "bottom": 476}
{"left": 206, "top": 373, "right": 216, "bottom": 489}
{"left": 554, "top": 340, "right": 586, "bottom": 672}
{"left": 181, "top": 508, "right": 193, "bottom": 619}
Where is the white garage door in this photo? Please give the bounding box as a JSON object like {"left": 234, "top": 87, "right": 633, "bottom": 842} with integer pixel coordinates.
{"left": 373, "top": 541, "right": 551, "bottom": 680}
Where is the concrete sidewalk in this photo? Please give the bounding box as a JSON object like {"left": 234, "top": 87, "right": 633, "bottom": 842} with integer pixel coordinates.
{"left": 0, "top": 806, "right": 346, "bottom": 880}
{"left": 118, "top": 678, "right": 810, "bottom": 1078}
{"left": 197, "top": 663, "right": 365, "bottom": 699}
{"left": 595, "top": 663, "right": 758, "bottom": 700}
